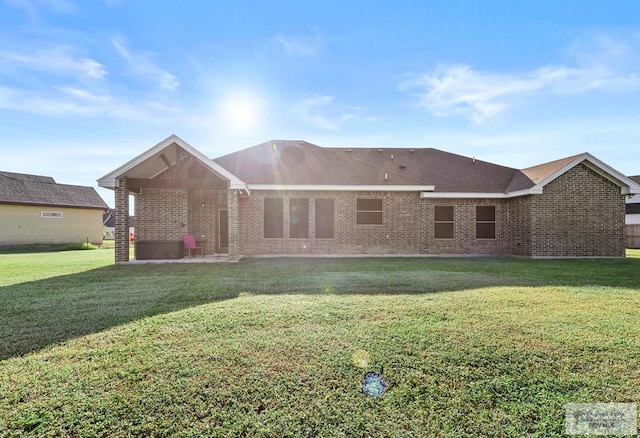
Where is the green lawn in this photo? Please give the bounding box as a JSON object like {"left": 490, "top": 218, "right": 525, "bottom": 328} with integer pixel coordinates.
{"left": 1, "top": 250, "right": 639, "bottom": 437}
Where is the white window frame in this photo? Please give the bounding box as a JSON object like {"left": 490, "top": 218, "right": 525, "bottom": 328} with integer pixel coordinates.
{"left": 41, "top": 211, "right": 63, "bottom": 219}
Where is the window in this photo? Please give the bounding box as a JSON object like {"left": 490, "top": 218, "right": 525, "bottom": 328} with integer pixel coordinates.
{"left": 315, "top": 199, "right": 334, "bottom": 238}
{"left": 289, "top": 198, "right": 309, "bottom": 238}
{"left": 627, "top": 203, "right": 640, "bottom": 215}
{"left": 476, "top": 206, "right": 496, "bottom": 239}
{"left": 264, "top": 198, "right": 283, "bottom": 238}
{"left": 357, "top": 199, "right": 382, "bottom": 225}
{"left": 41, "top": 211, "right": 62, "bottom": 219}
{"left": 434, "top": 206, "right": 454, "bottom": 238}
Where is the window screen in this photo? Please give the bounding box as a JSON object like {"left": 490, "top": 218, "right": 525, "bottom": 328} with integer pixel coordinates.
{"left": 315, "top": 199, "right": 334, "bottom": 238}
{"left": 264, "top": 198, "right": 284, "bottom": 238}
{"left": 434, "top": 206, "right": 454, "bottom": 238}
{"left": 289, "top": 198, "right": 309, "bottom": 238}
{"left": 357, "top": 199, "right": 382, "bottom": 225}
{"left": 476, "top": 206, "right": 496, "bottom": 239}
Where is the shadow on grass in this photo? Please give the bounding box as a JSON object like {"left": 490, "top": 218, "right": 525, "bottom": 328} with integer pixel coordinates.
{"left": 1, "top": 256, "right": 639, "bottom": 360}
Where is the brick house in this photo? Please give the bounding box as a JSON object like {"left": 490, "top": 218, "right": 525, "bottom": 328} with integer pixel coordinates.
{"left": 626, "top": 176, "right": 640, "bottom": 225}
{"left": 97, "top": 135, "right": 640, "bottom": 262}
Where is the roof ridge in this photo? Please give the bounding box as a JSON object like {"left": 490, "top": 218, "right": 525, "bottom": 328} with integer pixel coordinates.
{"left": 0, "top": 171, "right": 57, "bottom": 184}
{"left": 327, "top": 148, "right": 427, "bottom": 185}
{"left": 520, "top": 153, "right": 586, "bottom": 185}
{"left": 520, "top": 152, "right": 585, "bottom": 172}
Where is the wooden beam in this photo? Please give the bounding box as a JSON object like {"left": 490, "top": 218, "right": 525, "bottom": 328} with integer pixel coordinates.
{"left": 127, "top": 178, "right": 227, "bottom": 190}
{"left": 159, "top": 153, "right": 173, "bottom": 169}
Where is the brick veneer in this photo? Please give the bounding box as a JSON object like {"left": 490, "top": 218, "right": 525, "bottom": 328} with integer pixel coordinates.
{"left": 528, "top": 163, "right": 625, "bottom": 257}
{"left": 115, "top": 178, "right": 129, "bottom": 263}
{"left": 227, "top": 189, "right": 240, "bottom": 261}
{"left": 238, "top": 191, "right": 514, "bottom": 256}
{"left": 188, "top": 189, "right": 228, "bottom": 254}
{"left": 136, "top": 188, "right": 188, "bottom": 241}
{"left": 130, "top": 162, "right": 626, "bottom": 258}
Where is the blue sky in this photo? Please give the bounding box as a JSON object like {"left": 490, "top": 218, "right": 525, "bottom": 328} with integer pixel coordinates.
{"left": 1, "top": 0, "right": 640, "bottom": 207}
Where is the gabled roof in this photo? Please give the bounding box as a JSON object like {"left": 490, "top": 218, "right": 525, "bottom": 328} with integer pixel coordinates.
{"left": 0, "top": 171, "right": 108, "bottom": 209}
{"left": 520, "top": 153, "right": 640, "bottom": 196}
{"left": 99, "top": 135, "right": 640, "bottom": 197}
{"left": 97, "top": 134, "right": 248, "bottom": 191}
{"left": 630, "top": 175, "right": 640, "bottom": 185}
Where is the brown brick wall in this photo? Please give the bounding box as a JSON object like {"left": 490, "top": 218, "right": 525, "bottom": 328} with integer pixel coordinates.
{"left": 136, "top": 188, "right": 189, "bottom": 241}
{"left": 187, "top": 189, "right": 227, "bottom": 254}
{"left": 135, "top": 187, "right": 229, "bottom": 255}
{"left": 507, "top": 195, "right": 532, "bottom": 256}
{"left": 422, "top": 198, "right": 513, "bottom": 255}
{"left": 228, "top": 189, "right": 240, "bottom": 261}
{"left": 237, "top": 191, "right": 515, "bottom": 256}
{"left": 115, "top": 178, "right": 130, "bottom": 263}
{"left": 133, "top": 165, "right": 626, "bottom": 258}
{"left": 529, "top": 163, "right": 625, "bottom": 257}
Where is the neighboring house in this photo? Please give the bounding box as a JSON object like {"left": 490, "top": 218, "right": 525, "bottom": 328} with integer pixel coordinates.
{"left": 0, "top": 171, "right": 108, "bottom": 246}
{"left": 102, "top": 208, "right": 135, "bottom": 239}
{"left": 627, "top": 175, "right": 640, "bottom": 249}
{"left": 626, "top": 176, "right": 640, "bottom": 225}
{"left": 98, "top": 135, "right": 640, "bottom": 262}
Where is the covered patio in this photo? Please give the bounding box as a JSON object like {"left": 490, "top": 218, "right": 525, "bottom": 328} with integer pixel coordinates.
{"left": 98, "top": 135, "right": 249, "bottom": 263}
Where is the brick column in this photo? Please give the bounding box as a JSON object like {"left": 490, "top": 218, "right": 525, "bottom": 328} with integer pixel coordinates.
{"left": 115, "top": 177, "right": 130, "bottom": 263}
{"left": 227, "top": 189, "right": 240, "bottom": 262}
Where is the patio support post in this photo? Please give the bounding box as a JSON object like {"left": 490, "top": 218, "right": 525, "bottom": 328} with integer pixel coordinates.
{"left": 227, "top": 189, "right": 240, "bottom": 262}
{"left": 115, "top": 177, "right": 130, "bottom": 263}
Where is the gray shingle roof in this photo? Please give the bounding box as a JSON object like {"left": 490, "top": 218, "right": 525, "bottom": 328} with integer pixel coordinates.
{"left": 0, "top": 171, "right": 108, "bottom": 209}
{"left": 214, "top": 140, "right": 423, "bottom": 186}
{"left": 520, "top": 154, "right": 582, "bottom": 185}
{"left": 214, "top": 140, "right": 537, "bottom": 193}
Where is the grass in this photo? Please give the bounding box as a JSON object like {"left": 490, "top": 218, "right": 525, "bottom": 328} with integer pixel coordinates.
{"left": 0, "top": 242, "right": 100, "bottom": 254}
{"left": 0, "top": 250, "right": 639, "bottom": 436}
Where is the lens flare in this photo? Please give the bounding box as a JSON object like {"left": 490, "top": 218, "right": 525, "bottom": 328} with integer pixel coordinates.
{"left": 362, "top": 372, "right": 387, "bottom": 398}
{"left": 352, "top": 349, "right": 370, "bottom": 368}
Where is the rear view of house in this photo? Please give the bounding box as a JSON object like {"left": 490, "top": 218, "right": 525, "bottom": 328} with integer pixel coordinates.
{"left": 98, "top": 135, "right": 640, "bottom": 262}
{"left": 0, "top": 171, "right": 108, "bottom": 246}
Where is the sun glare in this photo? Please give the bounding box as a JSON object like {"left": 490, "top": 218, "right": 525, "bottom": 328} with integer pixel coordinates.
{"left": 221, "top": 94, "right": 261, "bottom": 132}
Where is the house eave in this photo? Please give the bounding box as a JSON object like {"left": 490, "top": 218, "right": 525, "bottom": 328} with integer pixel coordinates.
{"left": 531, "top": 153, "right": 640, "bottom": 195}
{"left": 0, "top": 200, "right": 108, "bottom": 210}
{"left": 420, "top": 188, "right": 539, "bottom": 199}
{"left": 248, "top": 184, "right": 436, "bottom": 192}
{"left": 97, "top": 134, "right": 250, "bottom": 194}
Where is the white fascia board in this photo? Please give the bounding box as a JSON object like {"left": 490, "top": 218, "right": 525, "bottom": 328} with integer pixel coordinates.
{"left": 97, "top": 134, "right": 248, "bottom": 192}
{"left": 420, "top": 192, "right": 509, "bottom": 199}
{"left": 420, "top": 189, "right": 536, "bottom": 199}
{"left": 98, "top": 134, "right": 182, "bottom": 188}
{"left": 248, "top": 184, "right": 436, "bottom": 192}
{"left": 624, "top": 181, "right": 640, "bottom": 195}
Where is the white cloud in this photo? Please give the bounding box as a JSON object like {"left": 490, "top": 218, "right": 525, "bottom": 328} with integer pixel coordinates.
{"left": 0, "top": 84, "right": 180, "bottom": 121}
{"left": 273, "top": 30, "right": 321, "bottom": 57}
{"left": 0, "top": 45, "right": 107, "bottom": 79}
{"left": 293, "top": 95, "right": 340, "bottom": 130}
{"left": 111, "top": 36, "right": 179, "bottom": 90}
{"left": 5, "top": 0, "right": 75, "bottom": 19}
{"left": 292, "top": 95, "right": 376, "bottom": 130}
{"left": 401, "top": 34, "right": 640, "bottom": 123}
